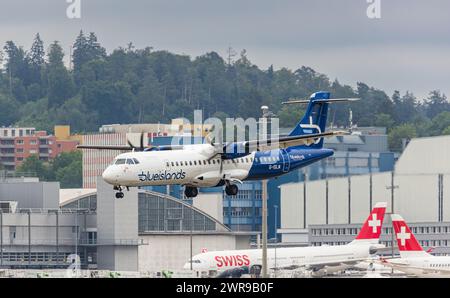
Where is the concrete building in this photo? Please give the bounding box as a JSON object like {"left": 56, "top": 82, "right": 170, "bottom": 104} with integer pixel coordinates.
{"left": 62, "top": 180, "right": 253, "bottom": 272}
{"left": 279, "top": 135, "right": 450, "bottom": 254}
{"left": 0, "top": 175, "right": 252, "bottom": 272}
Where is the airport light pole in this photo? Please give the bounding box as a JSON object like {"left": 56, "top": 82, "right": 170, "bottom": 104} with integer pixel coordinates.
{"left": 261, "top": 179, "right": 268, "bottom": 278}
{"left": 260, "top": 105, "right": 273, "bottom": 278}
{"left": 0, "top": 209, "right": 3, "bottom": 268}
{"left": 190, "top": 208, "right": 194, "bottom": 271}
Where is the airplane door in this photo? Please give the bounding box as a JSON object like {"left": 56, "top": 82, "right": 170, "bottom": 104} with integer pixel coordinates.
{"left": 281, "top": 149, "right": 290, "bottom": 173}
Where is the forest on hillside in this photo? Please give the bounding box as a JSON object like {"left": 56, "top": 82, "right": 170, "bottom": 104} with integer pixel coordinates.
{"left": 1, "top": 31, "right": 450, "bottom": 152}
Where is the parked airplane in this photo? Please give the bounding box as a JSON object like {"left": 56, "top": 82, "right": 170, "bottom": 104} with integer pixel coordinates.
{"left": 78, "top": 91, "right": 357, "bottom": 198}
{"left": 183, "top": 202, "right": 387, "bottom": 276}
{"left": 381, "top": 214, "right": 450, "bottom": 277}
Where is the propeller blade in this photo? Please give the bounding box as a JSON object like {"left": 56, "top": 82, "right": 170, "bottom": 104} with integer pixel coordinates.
{"left": 127, "top": 139, "right": 136, "bottom": 150}
{"left": 140, "top": 132, "right": 144, "bottom": 151}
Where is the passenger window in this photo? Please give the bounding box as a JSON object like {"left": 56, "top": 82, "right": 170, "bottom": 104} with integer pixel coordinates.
{"left": 203, "top": 160, "right": 206, "bottom": 165}
{"left": 171, "top": 162, "right": 174, "bottom": 167}
{"left": 207, "top": 160, "right": 211, "bottom": 165}
{"left": 194, "top": 161, "right": 197, "bottom": 165}
{"left": 126, "top": 159, "right": 134, "bottom": 165}
{"left": 166, "top": 162, "right": 170, "bottom": 167}
{"left": 176, "top": 162, "right": 179, "bottom": 166}
{"left": 189, "top": 161, "right": 192, "bottom": 166}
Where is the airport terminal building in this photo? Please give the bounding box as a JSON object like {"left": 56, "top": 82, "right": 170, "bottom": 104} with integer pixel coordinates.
{"left": 0, "top": 177, "right": 252, "bottom": 272}
{"left": 279, "top": 135, "right": 450, "bottom": 255}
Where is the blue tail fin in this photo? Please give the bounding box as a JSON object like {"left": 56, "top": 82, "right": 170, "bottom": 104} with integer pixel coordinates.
{"left": 288, "top": 91, "right": 331, "bottom": 148}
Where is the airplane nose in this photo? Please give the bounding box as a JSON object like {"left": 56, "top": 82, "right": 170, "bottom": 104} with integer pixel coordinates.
{"left": 102, "top": 166, "right": 117, "bottom": 184}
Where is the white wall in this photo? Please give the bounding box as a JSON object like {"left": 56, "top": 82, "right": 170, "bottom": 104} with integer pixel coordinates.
{"left": 306, "top": 180, "right": 326, "bottom": 225}
{"left": 280, "top": 171, "right": 446, "bottom": 231}
{"left": 193, "top": 193, "right": 223, "bottom": 224}
{"left": 280, "top": 183, "right": 303, "bottom": 229}
{"left": 138, "top": 234, "right": 243, "bottom": 272}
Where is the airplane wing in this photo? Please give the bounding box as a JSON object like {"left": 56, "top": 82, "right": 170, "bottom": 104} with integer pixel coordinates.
{"left": 242, "top": 130, "right": 347, "bottom": 151}
{"left": 76, "top": 145, "right": 135, "bottom": 150}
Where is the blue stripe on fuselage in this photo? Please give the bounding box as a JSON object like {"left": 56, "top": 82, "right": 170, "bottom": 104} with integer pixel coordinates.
{"left": 245, "top": 147, "right": 334, "bottom": 181}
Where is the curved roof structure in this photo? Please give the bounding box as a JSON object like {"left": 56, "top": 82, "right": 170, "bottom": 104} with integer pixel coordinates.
{"left": 59, "top": 188, "right": 230, "bottom": 232}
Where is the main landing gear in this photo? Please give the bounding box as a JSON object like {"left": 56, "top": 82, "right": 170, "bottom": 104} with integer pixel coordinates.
{"left": 113, "top": 185, "right": 128, "bottom": 199}
{"left": 225, "top": 184, "right": 238, "bottom": 196}
{"left": 184, "top": 186, "right": 198, "bottom": 198}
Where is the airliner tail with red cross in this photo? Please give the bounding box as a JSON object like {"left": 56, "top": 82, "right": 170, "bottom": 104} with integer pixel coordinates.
{"left": 391, "top": 214, "right": 430, "bottom": 258}
{"left": 349, "top": 202, "right": 387, "bottom": 245}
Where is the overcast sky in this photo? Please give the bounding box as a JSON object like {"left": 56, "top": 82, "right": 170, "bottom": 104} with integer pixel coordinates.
{"left": 1, "top": 0, "right": 449, "bottom": 99}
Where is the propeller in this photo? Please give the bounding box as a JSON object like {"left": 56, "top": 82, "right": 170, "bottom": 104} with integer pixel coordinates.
{"left": 127, "top": 132, "right": 146, "bottom": 151}
{"left": 205, "top": 126, "right": 227, "bottom": 177}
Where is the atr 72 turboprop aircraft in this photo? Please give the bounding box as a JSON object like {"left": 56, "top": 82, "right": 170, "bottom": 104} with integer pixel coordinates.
{"left": 78, "top": 91, "right": 357, "bottom": 198}
{"left": 184, "top": 202, "right": 387, "bottom": 276}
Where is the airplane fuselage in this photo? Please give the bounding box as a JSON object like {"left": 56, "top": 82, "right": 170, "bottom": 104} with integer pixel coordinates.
{"left": 102, "top": 144, "right": 334, "bottom": 189}
{"left": 386, "top": 256, "right": 450, "bottom": 277}
{"left": 184, "top": 243, "right": 374, "bottom": 273}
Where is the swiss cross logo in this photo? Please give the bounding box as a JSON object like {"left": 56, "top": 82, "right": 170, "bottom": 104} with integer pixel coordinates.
{"left": 397, "top": 226, "right": 411, "bottom": 246}
{"left": 368, "top": 213, "right": 381, "bottom": 233}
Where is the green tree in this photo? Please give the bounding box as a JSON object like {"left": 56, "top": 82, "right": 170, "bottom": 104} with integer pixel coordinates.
{"left": 27, "top": 33, "right": 45, "bottom": 91}
{"left": 424, "top": 90, "right": 449, "bottom": 119}
{"left": 52, "top": 151, "right": 82, "bottom": 188}
{"left": 428, "top": 111, "right": 450, "bottom": 136}
{"left": 16, "top": 154, "right": 50, "bottom": 180}
{"left": 374, "top": 113, "right": 395, "bottom": 130}
{"left": 47, "top": 41, "right": 75, "bottom": 107}
{"left": 388, "top": 124, "right": 417, "bottom": 152}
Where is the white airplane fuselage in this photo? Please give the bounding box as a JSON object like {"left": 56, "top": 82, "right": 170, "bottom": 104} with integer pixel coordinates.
{"left": 101, "top": 143, "right": 333, "bottom": 189}
{"left": 386, "top": 256, "right": 450, "bottom": 277}
{"left": 184, "top": 242, "right": 379, "bottom": 273}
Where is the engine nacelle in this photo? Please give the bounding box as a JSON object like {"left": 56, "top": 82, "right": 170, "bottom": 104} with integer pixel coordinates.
{"left": 221, "top": 143, "right": 252, "bottom": 160}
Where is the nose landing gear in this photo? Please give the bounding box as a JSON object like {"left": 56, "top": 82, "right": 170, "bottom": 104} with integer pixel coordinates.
{"left": 113, "top": 185, "right": 125, "bottom": 199}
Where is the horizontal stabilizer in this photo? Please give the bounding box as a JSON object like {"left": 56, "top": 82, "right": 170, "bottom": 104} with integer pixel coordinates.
{"left": 282, "top": 98, "right": 360, "bottom": 105}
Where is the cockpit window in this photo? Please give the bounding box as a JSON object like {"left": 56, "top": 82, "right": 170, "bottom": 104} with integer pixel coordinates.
{"left": 133, "top": 158, "right": 140, "bottom": 164}
{"left": 188, "top": 259, "right": 202, "bottom": 263}
{"left": 115, "top": 159, "right": 126, "bottom": 165}
{"left": 126, "top": 159, "right": 135, "bottom": 165}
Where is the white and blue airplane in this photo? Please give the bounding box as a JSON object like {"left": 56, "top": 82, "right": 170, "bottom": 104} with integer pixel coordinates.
{"left": 78, "top": 91, "right": 357, "bottom": 198}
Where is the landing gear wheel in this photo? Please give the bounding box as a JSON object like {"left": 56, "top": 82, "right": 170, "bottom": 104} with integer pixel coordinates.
{"left": 225, "top": 184, "right": 238, "bottom": 196}
{"left": 184, "top": 186, "right": 198, "bottom": 198}
{"left": 115, "top": 192, "right": 124, "bottom": 199}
